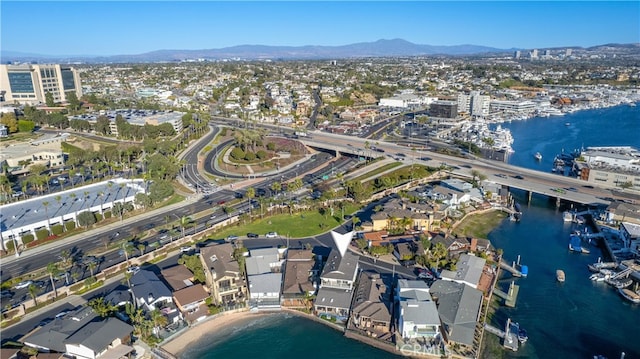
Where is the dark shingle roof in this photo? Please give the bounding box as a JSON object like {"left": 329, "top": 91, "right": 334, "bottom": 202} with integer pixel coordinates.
{"left": 64, "top": 317, "right": 133, "bottom": 353}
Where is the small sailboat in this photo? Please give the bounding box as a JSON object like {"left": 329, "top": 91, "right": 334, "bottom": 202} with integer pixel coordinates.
{"left": 534, "top": 152, "right": 542, "bottom": 161}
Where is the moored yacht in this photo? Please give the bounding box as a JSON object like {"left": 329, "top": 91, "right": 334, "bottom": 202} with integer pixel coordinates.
{"left": 534, "top": 152, "right": 542, "bottom": 161}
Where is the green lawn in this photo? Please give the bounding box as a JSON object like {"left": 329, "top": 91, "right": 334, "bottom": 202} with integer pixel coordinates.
{"left": 206, "top": 203, "right": 361, "bottom": 240}
{"left": 452, "top": 210, "right": 508, "bottom": 239}
{"left": 351, "top": 162, "right": 402, "bottom": 182}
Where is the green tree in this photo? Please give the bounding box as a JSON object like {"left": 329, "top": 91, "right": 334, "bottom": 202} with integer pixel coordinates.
{"left": 46, "top": 262, "right": 60, "bottom": 298}
{"left": 0, "top": 112, "right": 18, "bottom": 132}
{"left": 88, "top": 297, "right": 117, "bottom": 318}
{"left": 28, "top": 284, "right": 39, "bottom": 306}
{"left": 45, "top": 92, "right": 55, "bottom": 107}
{"left": 76, "top": 211, "right": 96, "bottom": 228}
{"left": 66, "top": 91, "right": 81, "bottom": 112}
{"left": 177, "top": 254, "right": 206, "bottom": 283}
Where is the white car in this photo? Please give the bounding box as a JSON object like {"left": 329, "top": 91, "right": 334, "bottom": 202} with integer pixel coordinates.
{"left": 14, "top": 280, "right": 33, "bottom": 290}
{"left": 265, "top": 232, "right": 279, "bottom": 238}
{"left": 126, "top": 266, "right": 140, "bottom": 274}
{"left": 180, "top": 246, "right": 193, "bottom": 253}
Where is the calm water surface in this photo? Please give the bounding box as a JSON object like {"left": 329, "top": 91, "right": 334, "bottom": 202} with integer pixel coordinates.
{"left": 188, "top": 106, "right": 639, "bottom": 359}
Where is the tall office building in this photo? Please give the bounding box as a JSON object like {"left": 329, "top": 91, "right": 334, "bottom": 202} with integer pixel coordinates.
{"left": 530, "top": 49, "right": 538, "bottom": 60}
{"left": 565, "top": 48, "right": 572, "bottom": 57}
{"left": 0, "top": 64, "right": 82, "bottom": 105}
{"left": 514, "top": 50, "right": 521, "bottom": 59}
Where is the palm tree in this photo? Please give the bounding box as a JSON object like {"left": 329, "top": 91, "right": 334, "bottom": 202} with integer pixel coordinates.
{"left": 137, "top": 243, "right": 146, "bottom": 256}
{"left": 179, "top": 216, "right": 192, "bottom": 239}
{"left": 87, "top": 260, "right": 98, "bottom": 279}
{"left": 122, "top": 242, "right": 135, "bottom": 266}
{"left": 46, "top": 262, "right": 60, "bottom": 298}
{"left": 122, "top": 271, "right": 133, "bottom": 290}
{"left": 42, "top": 201, "right": 51, "bottom": 232}
{"left": 245, "top": 187, "right": 255, "bottom": 219}
{"left": 83, "top": 191, "right": 91, "bottom": 210}
{"left": 150, "top": 309, "right": 168, "bottom": 336}
{"left": 28, "top": 283, "right": 39, "bottom": 306}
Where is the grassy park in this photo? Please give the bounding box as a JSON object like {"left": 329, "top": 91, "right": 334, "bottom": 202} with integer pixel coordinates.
{"left": 452, "top": 210, "right": 508, "bottom": 239}
{"left": 206, "top": 203, "right": 362, "bottom": 240}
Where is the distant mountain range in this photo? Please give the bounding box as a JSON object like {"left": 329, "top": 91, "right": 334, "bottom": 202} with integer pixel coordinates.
{"left": 2, "top": 39, "right": 638, "bottom": 63}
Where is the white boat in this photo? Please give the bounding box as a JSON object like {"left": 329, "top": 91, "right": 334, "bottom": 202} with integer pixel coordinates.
{"left": 534, "top": 152, "right": 542, "bottom": 161}
{"left": 556, "top": 269, "right": 565, "bottom": 282}
{"left": 563, "top": 211, "right": 573, "bottom": 222}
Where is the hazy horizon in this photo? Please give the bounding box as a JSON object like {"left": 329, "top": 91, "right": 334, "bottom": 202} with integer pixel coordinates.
{"left": 2, "top": 1, "right": 639, "bottom": 57}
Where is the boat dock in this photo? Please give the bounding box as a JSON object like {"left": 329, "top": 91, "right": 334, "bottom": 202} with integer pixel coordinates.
{"left": 493, "top": 281, "right": 520, "bottom": 307}
{"left": 484, "top": 319, "right": 519, "bottom": 351}
{"left": 499, "top": 255, "right": 528, "bottom": 278}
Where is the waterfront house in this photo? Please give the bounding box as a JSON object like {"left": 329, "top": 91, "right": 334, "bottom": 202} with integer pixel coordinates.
{"left": 130, "top": 270, "right": 173, "bottom": 312}
{"left": 199, "top": 243, "right": 248, "bottom": 306}
{"left": 172, "top": 284, "right": 209, "bottom": 323}
{"left": 246, "top": 247, "right": 284, "bottom": 310}
{"left": 160, "top": 264, "right": 194, "bottom": 291}
{"left": 439, "top": 253, "right": 486, "bottom": 289}
{"left": 64, "top": 317, "right": 134, "bottom": 359}
{"left": 22, "top": 307, "right": 135, "bottom": 359}
{"left": 349, "top": 271, "right": 393, "bottom": 338}
{"left": 314, "top": 249, "right": 359, "bottom": 322}
{"left": 605, "top": 202, "right": 640, "bottom": 225}
{"left": 281, "top": 249, "right": 317, "bottom": 308}
{"left": 620, "top": 222, "right": 640, "bottom": 255}
{"left": 399, "top": 299, "right": 441, "bottom": 341}
{"left": 429, "top": 280, "right": 483, "bottom": 350}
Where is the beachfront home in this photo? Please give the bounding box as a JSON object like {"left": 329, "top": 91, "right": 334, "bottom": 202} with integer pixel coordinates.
{"left": 22, "top": 307, "right": 135, "bottom": 359}
{"left": 130, "top": 270, "right": 173, "bottom": 311}
{"left": 314, "top": 249, "right": 359, "bottom": 322}
{"left": 246, "top": 248, "right": 284, "bottom": 310}
{"left": 199, "top": 243, "right": 247, "bottom": 306}
{"left": 64, "top": 317, "right": 135, "bottom": 359}
{"left": 439, "top": 253, "right": 486, "bottom": 289}
{"left": 429, "top": 280, "right": 483, "bottom": 349}
{"left": 173, "top": 284, "right": 209, "bottom": 323}
{"left": 281, "top": 249, "right": 317, "bottom": 308}
{"left": 349, "top": 271, "right": 393, "bottom": 338}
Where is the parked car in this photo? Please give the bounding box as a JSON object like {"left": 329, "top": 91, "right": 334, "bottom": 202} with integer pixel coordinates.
{"left": 179, "top": 246, "right": 193, "bottom": 253}
{"left": 416, "top": 268, "right": 434, "bottom": 280}
{"left": 126, "top": 266, "right": 140, "bottom": 274}
{"left": 226, "top": 235, "right": 239, "bottom": 242}
{"left": 55, "top": 310, "right": 70, "bottom": 319}
{"left": 14, "top": 280, "right": 33, "bottom": 290}
{"left": 265, "top": 232, "right": 279, "bottom": 238}
{"left": 0, "top": 290, "right": 13, "bottom": 298}
{"left": 247, "top": 233, "right": 259, "bottom": 238}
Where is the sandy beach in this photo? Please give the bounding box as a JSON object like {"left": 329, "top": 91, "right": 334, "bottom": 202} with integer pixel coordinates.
{"left": 162, "top": 310, "right": 259, "bottom": 356}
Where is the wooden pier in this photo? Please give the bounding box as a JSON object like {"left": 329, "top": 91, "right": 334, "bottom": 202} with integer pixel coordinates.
{"left": 500, "top": 258, "right": 522, "bottom": 277}
{"left": 493, "top": 281, "right": 520, "bottom": 307}
{"left": 483, "top": 320, "right": 519, "bottom": 352}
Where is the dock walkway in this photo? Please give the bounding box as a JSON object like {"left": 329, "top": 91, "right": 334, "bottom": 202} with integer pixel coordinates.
{"left": 499, "top": 259, "right": 523, "bottom": 277}
{"left": 493, "top": 281, "right": 520, "bottom": 307}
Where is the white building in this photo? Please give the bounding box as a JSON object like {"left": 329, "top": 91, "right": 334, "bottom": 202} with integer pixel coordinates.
{"left": 0, "top": 64, "right": 82, "bottom": 105}
{"left": 0, "top": 178, "right": 146, "bottom": 250}
{"left": 457, "top": 91, "right": 490, "bottom": 118}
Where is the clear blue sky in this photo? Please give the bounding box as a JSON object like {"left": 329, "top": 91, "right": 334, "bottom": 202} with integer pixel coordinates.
{"left": 2, "top": 1, "right": 639, "bottom": 56}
